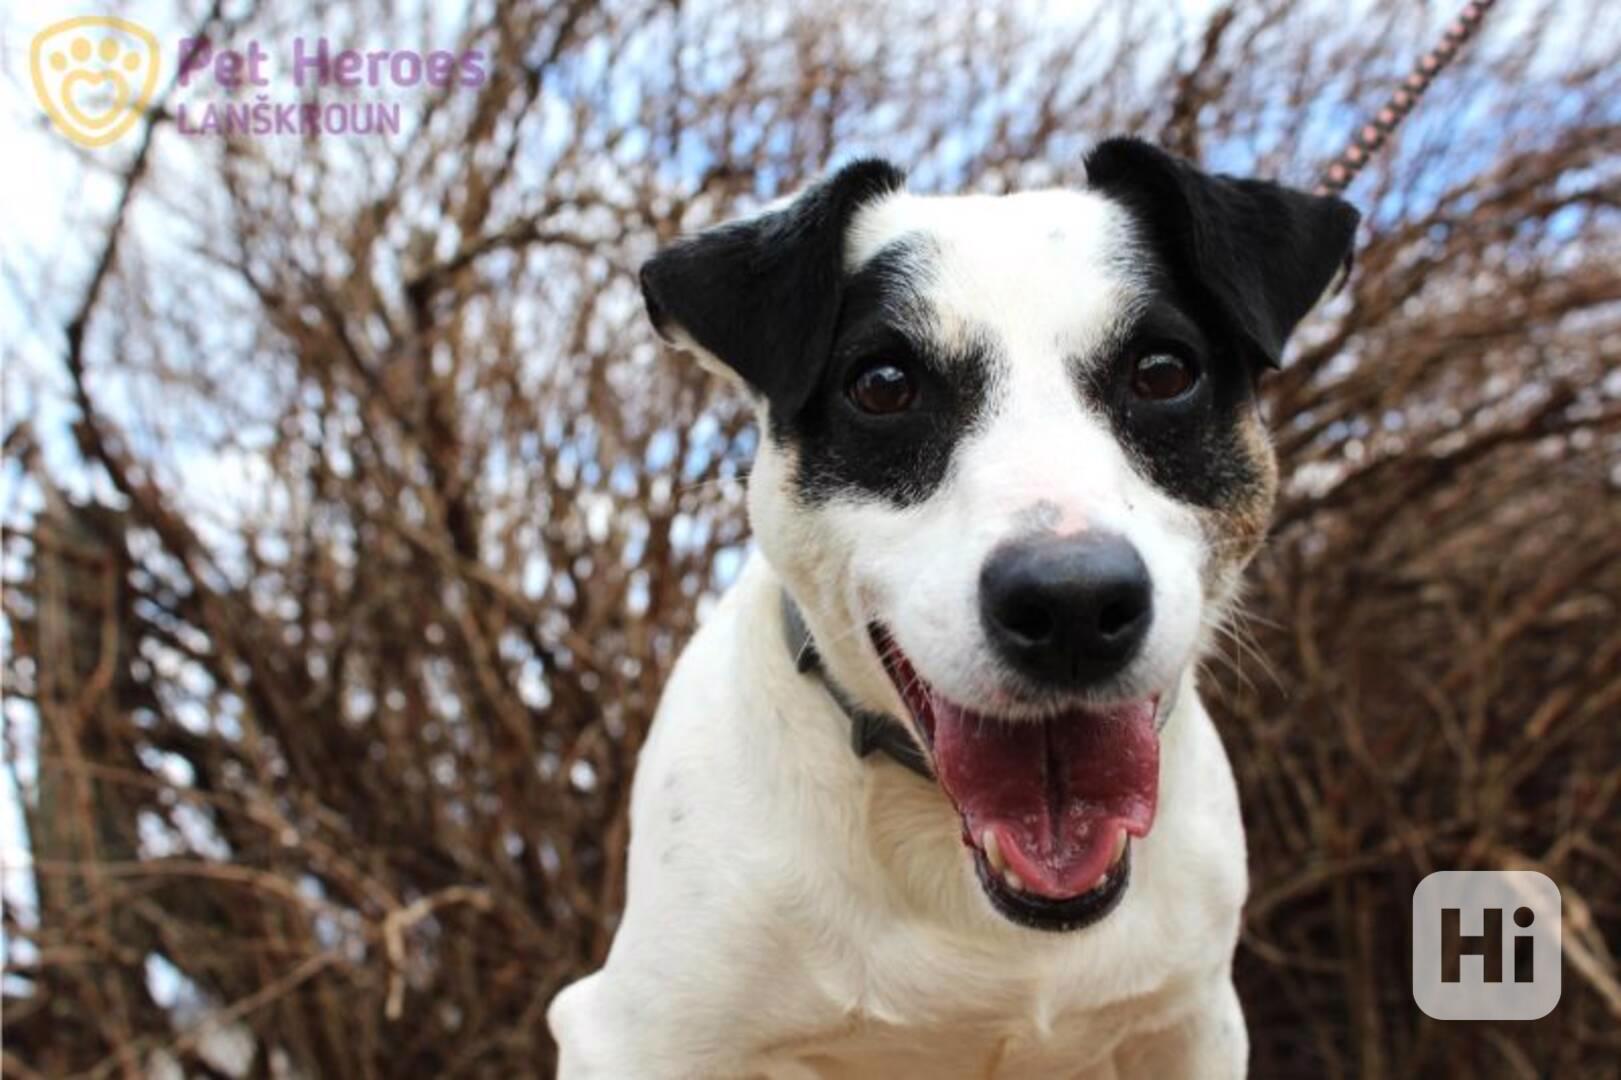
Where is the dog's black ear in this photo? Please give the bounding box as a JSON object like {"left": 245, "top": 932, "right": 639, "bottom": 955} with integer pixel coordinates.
{"left": 1085, "top": 137, "right": 1359, "bottom": 369}
{"left": 640, "top": 160, "right": 907, "bottom": 414}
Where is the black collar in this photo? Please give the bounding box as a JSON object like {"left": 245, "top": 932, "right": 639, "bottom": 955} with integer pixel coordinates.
{"left": 780, "top": 591, "right": 933, "bottom": 780}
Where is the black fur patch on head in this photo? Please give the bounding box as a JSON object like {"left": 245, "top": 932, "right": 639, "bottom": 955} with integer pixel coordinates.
{"left": 1079, "top": 138, "right": 1359, "bottom": 510}
{"left": 1084, "top": 137, "right": 1360, "bottom": 370}
{"left": 639, "top": 159, "right": 907, "bottom": 417}
{"left": 1078, "top": 294, "right": 1265, "bottom": 510}
{"left": 782, "top": 239, "right": 998, "bottom": 507}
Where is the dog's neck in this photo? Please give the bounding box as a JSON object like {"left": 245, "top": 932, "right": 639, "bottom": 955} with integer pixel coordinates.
{"left": 779, "top": 589, "right": 934, "bottom": 779}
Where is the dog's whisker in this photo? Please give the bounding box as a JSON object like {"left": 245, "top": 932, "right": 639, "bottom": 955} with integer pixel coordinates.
{"left": 1201, "top": 606, "right": 1283, "bottom": 695}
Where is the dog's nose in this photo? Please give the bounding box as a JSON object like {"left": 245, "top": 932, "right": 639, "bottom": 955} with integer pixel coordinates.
{"left": 979, "top": 532, "right": 1153, "bottom": 687}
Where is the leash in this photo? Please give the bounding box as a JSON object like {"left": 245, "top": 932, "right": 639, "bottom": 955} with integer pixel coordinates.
{"left": 780, "top": 591, "right": 934, "bottom": 779}
{"left": 1316, "top": 0, "right": 1496, "bottom": 196}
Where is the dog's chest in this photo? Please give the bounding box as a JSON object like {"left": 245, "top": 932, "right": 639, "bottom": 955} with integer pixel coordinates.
{"left": 755, "top": 975, "right": 1191, "bottom": 1079}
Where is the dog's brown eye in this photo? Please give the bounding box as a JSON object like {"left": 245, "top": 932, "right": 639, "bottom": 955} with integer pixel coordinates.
{"left": 1130, "top": 353, "right": 1198, "bottom": 402}
{"left": 848, "top": 363, "right": 916, "bottom": 415}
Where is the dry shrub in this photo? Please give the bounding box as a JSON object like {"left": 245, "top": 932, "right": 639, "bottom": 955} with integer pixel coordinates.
{"left": 2, "top": 0, "right": 1617, "bottom": 1075}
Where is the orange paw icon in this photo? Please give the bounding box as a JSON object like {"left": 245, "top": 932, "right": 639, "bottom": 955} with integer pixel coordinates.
{"left": 31, "top": 17, "right": 161, "bottom": 148}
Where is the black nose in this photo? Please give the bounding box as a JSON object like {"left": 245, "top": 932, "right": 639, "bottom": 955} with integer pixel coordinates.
{"left": 979, "top": 532, "right": 1153, "bottom": 688}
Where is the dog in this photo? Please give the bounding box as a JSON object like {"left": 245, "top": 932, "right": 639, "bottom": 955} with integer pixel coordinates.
{"left": 548, "top": 138, "right": 1358, "bottom": 1079}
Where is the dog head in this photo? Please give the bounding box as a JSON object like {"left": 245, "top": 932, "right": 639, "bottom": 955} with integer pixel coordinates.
{"left": 641, "top": 139, "right": 1358, "bottom": 931}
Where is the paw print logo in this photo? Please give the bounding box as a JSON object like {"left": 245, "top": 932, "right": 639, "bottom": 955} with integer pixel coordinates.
{"left": 30, "top": 17, "right": 161, "bottom": 148}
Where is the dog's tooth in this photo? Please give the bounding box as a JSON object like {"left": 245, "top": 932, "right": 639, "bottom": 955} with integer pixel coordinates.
{"left": 1111, "top": 830, "right": 1128, "bottom": 866}
{"left": 983, "top": 829, "right": 1005, "bottom": 873}
{"left": 1003, "top": 869, "right": 1025, "bottom": 893}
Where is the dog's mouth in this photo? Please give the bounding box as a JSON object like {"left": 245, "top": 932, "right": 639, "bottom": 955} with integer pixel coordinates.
{"left": 873, "top": 627, "right": 1159, "bottom": 932}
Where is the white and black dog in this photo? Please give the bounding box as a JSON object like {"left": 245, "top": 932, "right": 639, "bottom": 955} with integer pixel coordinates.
{"left": 549, "top": 138, "right": 1358, "bottom": 1079}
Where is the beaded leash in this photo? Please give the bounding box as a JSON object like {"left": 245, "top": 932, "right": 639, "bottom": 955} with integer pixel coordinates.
{"left": 1316, "top": 0, "right": 1498, "bottom": 196}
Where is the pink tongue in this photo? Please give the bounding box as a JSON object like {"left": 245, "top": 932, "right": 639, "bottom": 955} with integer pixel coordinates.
{"left": 932, "top": 701, "right": 1159, "bottom": 899}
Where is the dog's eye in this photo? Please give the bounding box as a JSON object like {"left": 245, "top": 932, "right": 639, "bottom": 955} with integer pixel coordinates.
{"left": 847, "top": 363, "right": 916, "bottom": 415}
{"left": 1130, "top": 353, "right": 1198, "bottom": 402}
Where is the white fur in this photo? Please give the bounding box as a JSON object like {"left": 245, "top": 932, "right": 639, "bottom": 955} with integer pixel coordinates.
{"left": 550, "top": 187, "right": 1251, "bottom": 1078}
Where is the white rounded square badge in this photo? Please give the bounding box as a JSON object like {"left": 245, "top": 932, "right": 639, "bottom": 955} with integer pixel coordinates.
{"left": 1412, "top": 870, "right": 1561, "bottom": 1021}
